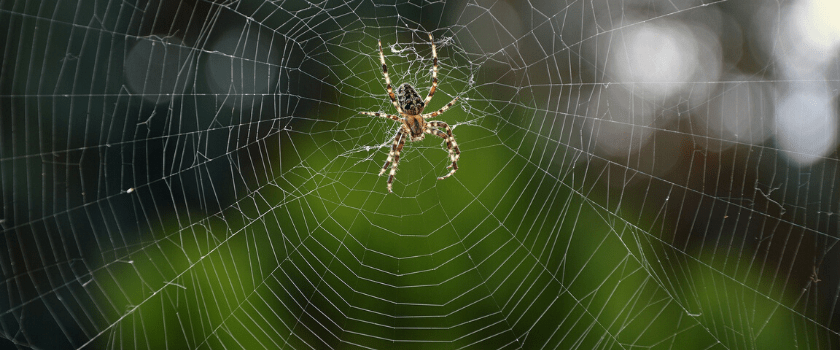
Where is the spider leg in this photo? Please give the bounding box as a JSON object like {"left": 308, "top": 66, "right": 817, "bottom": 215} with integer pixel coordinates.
{"left": 379, "top": 129, "right": 406, "bottom": 193}
{"left": 361, "top": 111, "right": 401, "bottom": 122}
{"left": 379, "top": 130, "right": 402, "bottom": 176}
{"left": 428, "top": 121, "right": 461, "bottom": 161}
{"left": 422, "top": 96, "right": 459, "bottom": 120}
{"left": 378, "top": 40, "right": 404, "bottom": 115}
{"left": 424, "top": 33, "right": 438, "bottom": 106}
{"left": 425, "top": 122, "right": 460, "bottom": 180}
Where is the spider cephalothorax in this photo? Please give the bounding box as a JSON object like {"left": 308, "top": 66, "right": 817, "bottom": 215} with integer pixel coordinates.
{"left": 361, "top": 33, "right": 461, "bottom": 193}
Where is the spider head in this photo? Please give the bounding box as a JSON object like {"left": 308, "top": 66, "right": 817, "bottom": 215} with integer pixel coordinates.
{"left": 397, "top": 83, "right": 425, "bottom": 115}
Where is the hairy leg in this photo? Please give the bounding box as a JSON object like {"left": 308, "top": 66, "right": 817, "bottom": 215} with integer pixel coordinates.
{"left": 424, "top": 33, "right": 438, "bottom": 106}
{"left": 423, "top": 97, "right": 459, "bottom": 119}
{"left": 425, "top": 124, "right": 459, "bottom": 180}
{"left": 378, "top": 40, "right": 404, "bottom": 114}
{"left": 361, "top": 111, "right": 400, "bottom": 122}
{"left": 380, "top": 130, "right": 406, "bottom": 192}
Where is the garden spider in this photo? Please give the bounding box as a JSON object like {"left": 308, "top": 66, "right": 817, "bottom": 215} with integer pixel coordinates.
{"left": 361, "top": 33, "right": 461, "bottom": 193}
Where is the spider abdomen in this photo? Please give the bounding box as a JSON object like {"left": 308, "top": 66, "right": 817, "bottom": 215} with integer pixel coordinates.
{"left": 397, "top": 83, "right": 425, "bottom": 115}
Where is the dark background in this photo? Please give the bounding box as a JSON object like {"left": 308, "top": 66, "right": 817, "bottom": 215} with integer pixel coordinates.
{"left": 1, "top": 0, "right": 839, "bottom": 349}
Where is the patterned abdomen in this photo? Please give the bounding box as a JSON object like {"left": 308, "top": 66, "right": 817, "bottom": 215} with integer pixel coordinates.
{"left": 397, "top": 83, "right": 425, "bottom": 115}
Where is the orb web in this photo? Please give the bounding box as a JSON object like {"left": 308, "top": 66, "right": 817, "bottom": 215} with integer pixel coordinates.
{"left": 1, "top": 1, "right": 839, "bottom": 349}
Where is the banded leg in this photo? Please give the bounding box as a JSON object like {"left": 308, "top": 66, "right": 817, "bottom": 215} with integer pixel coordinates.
{"left": 361, "top": 111, "right": 401, "bottom": 122}
{"left": 379, "top": 130, "right": 406, "bottom": 192}
{"left": 378, "top": 40, "right": 403, "bottom": 114}
{"left": 425, "top": 125, "right": 460, "bottom": 180}
{"left": 428, "top": 121, "right": 460, "bottom": 162}
{"left": 423, "top": 97, "right": 459, "bottom": 119}
{"left": 424, "top": 33, "right": 438, "bottom": 106}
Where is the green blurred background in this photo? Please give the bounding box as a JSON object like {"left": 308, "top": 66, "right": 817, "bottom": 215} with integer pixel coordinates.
{"left": 1, "top": 0, "right": 838, "bottom": 349}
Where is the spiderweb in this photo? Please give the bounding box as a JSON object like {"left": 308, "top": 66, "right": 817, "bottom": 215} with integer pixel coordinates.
{"left": 2, "top": 0, "right": 840, "bottom": 349}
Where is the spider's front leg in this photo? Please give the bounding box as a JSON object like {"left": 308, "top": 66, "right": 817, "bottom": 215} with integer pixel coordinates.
{"left": 425, "top": 122, "right": 460, "bottom": 180}
{"left": 428, "top": 121, "right": 460, "bottom": 162}
{"left": 380, "top": 129, "right": 406, "bottom": 192}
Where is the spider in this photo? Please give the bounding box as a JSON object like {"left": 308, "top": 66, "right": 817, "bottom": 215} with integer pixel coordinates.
{"left": 361, "top": 33, "right": 461, "bottom": 193}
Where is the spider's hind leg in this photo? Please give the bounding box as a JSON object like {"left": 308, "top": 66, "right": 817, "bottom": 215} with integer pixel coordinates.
{"left": 424, "top": 33, "right": 439, "bottom": 106}
{"left": 378, "top": 40, "right": 404, "bottom": 115}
